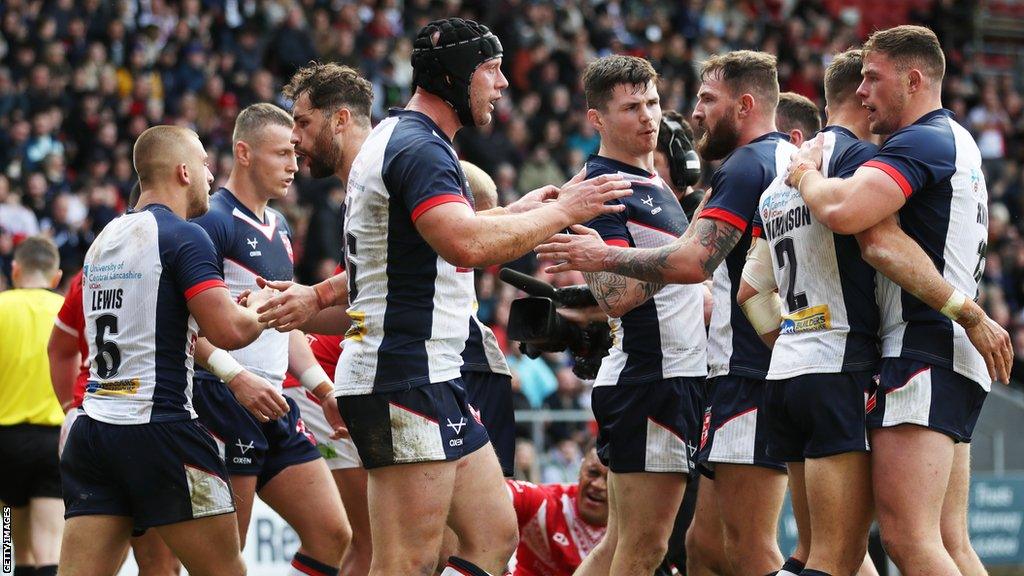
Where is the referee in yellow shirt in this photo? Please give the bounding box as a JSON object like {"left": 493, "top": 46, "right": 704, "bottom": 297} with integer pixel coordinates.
{"left": 0, "top": 236, "right": 65, "bottom": 576}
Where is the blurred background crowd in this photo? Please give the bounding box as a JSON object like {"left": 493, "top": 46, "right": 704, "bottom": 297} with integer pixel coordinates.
{"left": 1, "top": 0, "right": 1023, "bottom": 482}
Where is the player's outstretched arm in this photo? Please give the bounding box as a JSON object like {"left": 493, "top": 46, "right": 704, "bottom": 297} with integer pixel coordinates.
{"left": 286, "top": 330, "right": 348, "bottom": 438}
{"left": 195, "top": 337, "right": 289, "bottom": 422}
{"left": 536, "top": 215, "right": 743, "bottom": 285}
{"left": 415, "top": 174, "right": 632, "bottom": 269}
{"left": 856, "top": 217, "right": 1013, "bottom": 383}
{"left": 48, "top": 325, "right": 81, "bottom": 413}
{"left": 787, "top": 135, "right": 905, "bottom": 235}
{"left": 254, "top": 274, "right": 352, "bottom": 334}
{"left": 477, "top": 168, "right": 586, "bottom": 218}
{"left": 737, "top": 237, "right": 781, "bottom": 348}
{"left": 554, "top": 225, "right": 663, "bottom": 318}
{"left": 188, "top": 285, "right": 268, "bottom": 350}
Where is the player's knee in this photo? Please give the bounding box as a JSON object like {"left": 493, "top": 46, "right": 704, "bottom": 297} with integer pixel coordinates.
{"left": 878, "top": 526, "right": 922, "bottom": 565}
{"left": 837, "top": 541, "right": 869, "bottom": 573}
{"left": 940, "top": 529, "right": 975, "bottom": 562}
{"left": 497, "top": 511, "right": 520, "bottom": 557}
{"left": 623, "top": 534, "right": 669, "bottom": 564}
{"left": 136, "top": 553, "right": 182, "bottom": 576}
{"left": 303, "top": 520, "right": 350, "bottom": 564}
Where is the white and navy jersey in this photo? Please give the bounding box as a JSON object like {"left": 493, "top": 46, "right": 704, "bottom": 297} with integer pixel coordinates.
{"left": 585, "top": 155, "right": 707, "bottom": 386}
{"left": 337, "top": 109, "right": 475, "bottom": 395}
{"left": 869, "top": 109, "right": 991, "bottom": 390}
{"left": 81, "top": 204, "right": 225, "bottom": 425}
{"left": 191, "top": 189, "right": 293, "bottom": 387}
{"left": 753, "top": 127, "right": 880, "bottom": 378}
{"left": 704, "top": 133, "right": 795, "bottom": 379}
{"left": 462, "top": 308, "right": 511, "bottom": 375}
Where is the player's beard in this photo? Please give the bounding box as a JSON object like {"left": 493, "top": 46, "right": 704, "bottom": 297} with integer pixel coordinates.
{"left": 870, "top": 90, "right": 907, "bottom": 136}
{"left": 306, "top": 122, "right": 340, "bottom": 179}
{"left": 185, "top": 181, "right": 210, "bottom": 218}
{"left": 697, "top": 113, "right": 741, "bottom": 161}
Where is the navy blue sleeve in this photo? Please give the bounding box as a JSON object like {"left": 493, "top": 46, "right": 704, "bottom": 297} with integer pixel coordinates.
{"left": 751, "top": 196, "right": 765, "bottom": 238}
{"left": 862, "top": 125, "right": 956, "bottom": 198}
{"left": 189, "top": 209, "right": 233, "bottom": 262}
{"left": 166, "top": 221, "right": 226, "bottom": 301}
{"left": 383, "top": 139, "right": 470, "bottom": 222}
{"left": 832, "top": 141, "right": 879, "bottom": 179}
{"left": 702, "top": 148, "right": 769, "bottom": 233}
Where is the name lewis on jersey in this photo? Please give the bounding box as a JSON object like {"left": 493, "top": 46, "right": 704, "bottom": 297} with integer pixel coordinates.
{"left": 91, "top": 288, "right": 124, "bottom": 311}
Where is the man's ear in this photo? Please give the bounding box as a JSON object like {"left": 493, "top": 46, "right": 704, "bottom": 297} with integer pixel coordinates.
{"left": 738, "top": 93, "right": 755, "bottom": 118}
{"left": 234, "top": 140, "right": 252, "bottom": 167}
{"left": 586, "top": 108, "right": 603, "bottom": 132}
{"left": 907, "top": 68, "right": 924, "bottom": 94}
{"left": 788, "top": 128, "right": 805, "bottom": 147}
{"left": 49, "top": 268, "right": 63, "bottom": 289}
{"left": 334, "top": 108, "right": 351, "bottom": 135}
{"left": 177, "top": 163, "right": 191, "bottom": 187}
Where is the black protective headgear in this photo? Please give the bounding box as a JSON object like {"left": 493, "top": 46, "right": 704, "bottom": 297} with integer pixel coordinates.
{"left": 659, "top": 118, "right": 702, "bottom": 189}
{"left": 412, "top": 18, "right": 503, "bottom": 127}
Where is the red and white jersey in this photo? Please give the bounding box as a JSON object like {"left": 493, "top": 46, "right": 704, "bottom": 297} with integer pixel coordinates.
{"left": 506, "top": 480, "right": 606, "bottom": 576}
{"left": 54, "top": 270, "right": 90, "bottom": 408}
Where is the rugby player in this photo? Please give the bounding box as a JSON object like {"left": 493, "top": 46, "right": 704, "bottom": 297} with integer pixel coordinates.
{"left": 51, "top": 193, "right": 184, "bottom": 576}
{"left": 59, "top": 125, "right": 269, "bottom": 576}
{"left": 568, "top": 55, "right": 707, "bottom": 576}
{"left": 537, "top": 51, "right": 794, "bottom": 575}
{"left": 775, "top": 92, "right": 822, "bottom": 147}
{"left": 458, "top": 160, "right": 517, "bottom": 479}
{"left": 507, "top": 444, "right": 609, "bottom": 576}
{"left": 737, "top": 48, "right": 880, "bottom": 576}
{"left": 190, "top": 103, "right": 350, "bottom": 576}
{"left": 788, "top": 25, "right": 1012, "bottom": 575}
{"left": 258, "top": 17, "right": 631, "bottom": 576}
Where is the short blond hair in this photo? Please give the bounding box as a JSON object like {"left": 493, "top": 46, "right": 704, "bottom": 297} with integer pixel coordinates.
{"left": 232, "top": 103, "right": 294, "bottom": 147}
{"left": 460, "top": 161, "right": 498, "bottom": 211}
{"left": 133, "top": 125, "right": 200, "bottom": 187}
{"left": 14, "top": 236, "right": 59, "bottom": 275}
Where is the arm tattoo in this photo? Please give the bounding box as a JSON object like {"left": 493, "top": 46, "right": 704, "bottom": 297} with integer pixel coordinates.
{"left": 583, "top": 271, "right": 663, "bottom": 315}
{"left": 694, "top": 218, "right": 744, "bottom": 277}
{"left": 602, "top": 243, "right": 678, "bottom": 283}
{"left": 601, "top": 218, "right": 744, "bottom": 283}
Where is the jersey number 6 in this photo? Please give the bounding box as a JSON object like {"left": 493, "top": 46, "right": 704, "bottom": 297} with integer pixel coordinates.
{"left": 94, "top": 314, "right": 122, "bottom": 378}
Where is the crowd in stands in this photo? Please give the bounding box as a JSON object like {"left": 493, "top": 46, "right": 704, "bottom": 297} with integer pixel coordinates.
{"left": 1, "top": 0, "right": 1022, "bottom": 481}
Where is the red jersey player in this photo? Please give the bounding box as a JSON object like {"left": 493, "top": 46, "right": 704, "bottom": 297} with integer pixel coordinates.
{"left": 506, "top": 446, "right": 609, "bottom": 576}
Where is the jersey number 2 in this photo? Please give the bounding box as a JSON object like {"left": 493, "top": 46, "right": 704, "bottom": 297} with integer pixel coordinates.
{"left": 774, "top": 237, "right": 808, "bottom": 311}
{"left": 345, "top": 233, "right": 358, "bottom": 301}
{"left": 94, "top": 314, "right": 122, "bottom": 378}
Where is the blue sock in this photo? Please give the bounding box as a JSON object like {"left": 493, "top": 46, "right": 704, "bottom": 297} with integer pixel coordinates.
{"left": 800, "top": 569, "right": 834, "bottom": 576}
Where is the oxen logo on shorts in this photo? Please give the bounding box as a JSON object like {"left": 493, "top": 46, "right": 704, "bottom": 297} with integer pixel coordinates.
{"left": 446, "top": 418, "right": 467, "bottom": 435}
